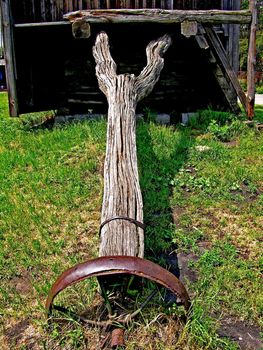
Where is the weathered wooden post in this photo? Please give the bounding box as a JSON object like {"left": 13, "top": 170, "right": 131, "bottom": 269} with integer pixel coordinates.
{"left": 46, "top": 32, "right": 190, "bottom": 348}
{"left": 94, "top": 32, "right": 171, "bottom": 258}
{"left": 247, "top": 0, "right": 257, "bottom": 119}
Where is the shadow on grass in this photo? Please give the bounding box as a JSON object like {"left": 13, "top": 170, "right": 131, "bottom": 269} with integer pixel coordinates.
{"left": 136, "top": 121, "right": 194, "bottom": 264}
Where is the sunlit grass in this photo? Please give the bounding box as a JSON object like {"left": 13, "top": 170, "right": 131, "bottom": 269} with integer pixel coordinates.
{"left": 0, "top": 93, "right": 262, "bottom": 349}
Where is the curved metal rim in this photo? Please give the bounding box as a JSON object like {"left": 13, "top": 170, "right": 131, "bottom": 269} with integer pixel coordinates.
{"left": 46, "top": 256, "right": 190, "bottom": 312}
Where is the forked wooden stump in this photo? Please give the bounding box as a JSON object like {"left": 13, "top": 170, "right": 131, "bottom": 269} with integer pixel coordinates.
{"left": 93, "top": 32, "right": 171, "bottom": 258}
{"left": 46, "top": 34, "right": 190, "bottom": 346}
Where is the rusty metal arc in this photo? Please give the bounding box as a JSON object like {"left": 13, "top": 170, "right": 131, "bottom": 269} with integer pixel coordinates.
{"left": 46, "top": 256, "right": 190, "bottom": 312}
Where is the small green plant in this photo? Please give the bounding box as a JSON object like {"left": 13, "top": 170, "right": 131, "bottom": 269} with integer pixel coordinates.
{"left": 207, "top": 119, "right": 246, "bottom": 142}
{"left": 187, "top": 110, "right": 235, "bottom": 130}
{"left": 256, "top": 85, "right": 263, "bottom": 94}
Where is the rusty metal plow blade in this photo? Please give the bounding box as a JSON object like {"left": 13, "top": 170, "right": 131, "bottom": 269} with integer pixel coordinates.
{"left": 46, "top": 256, "right": 190, "bottom": 347}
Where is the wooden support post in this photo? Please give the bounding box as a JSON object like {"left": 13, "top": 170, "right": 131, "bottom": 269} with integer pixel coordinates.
{"left": 0, "top": 0, "right": 19, "bottom": 117}
{"left": 93, "top": 32, "right": 171, "bottom": 257}
{"left": 203, "top": 25, "right": 247, "bottom": 113}
{"left": 247, "top": 0, "right": 257, "bottom": 119}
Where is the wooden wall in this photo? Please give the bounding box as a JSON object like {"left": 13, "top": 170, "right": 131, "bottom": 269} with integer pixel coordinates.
{"left": 11, "top": 0, "right": 223, "bottom": 23}
{"left": 3, "top": 0, "right": 242, "bottom": 116}
{"left": 14, "top": 22, "right": 230, "bottom": 115}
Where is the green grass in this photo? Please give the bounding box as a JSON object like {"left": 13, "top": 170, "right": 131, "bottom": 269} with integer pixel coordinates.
{"left": 0, "top": 92, "right": 262, "bottom": 349}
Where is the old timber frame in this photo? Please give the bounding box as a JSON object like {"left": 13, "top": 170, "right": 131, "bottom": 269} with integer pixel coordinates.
{"left": 0, "top": 1, "right": 258, "bottom": 118}
{"left": 64, "top": 6, "right": 257, "bottom": 118}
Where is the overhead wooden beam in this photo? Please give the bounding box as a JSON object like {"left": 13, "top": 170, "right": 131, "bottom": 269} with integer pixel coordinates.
{"left": 0, "top": 0, "right": 19, "bottom": 117}
{"left": 203, "top": 25, "right": 247, "bottom": 113}
{"left": 247, "top": 0, "right": 257, "bottom": 119}
{"left": 64, "top": 9, "right": 252, "bottom": 24}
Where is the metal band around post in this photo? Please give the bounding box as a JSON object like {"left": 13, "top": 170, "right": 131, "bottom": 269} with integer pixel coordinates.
{"left": 99, "top": 216, "right": 145, "bottom": 235}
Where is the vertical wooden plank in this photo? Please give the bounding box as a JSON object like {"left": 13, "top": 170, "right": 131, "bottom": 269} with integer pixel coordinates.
{"left": 50, "top": 0, "right": 56, "bottom": 21}
{"left": 231, "top": 0, "right": 241, "bottom": 73}
{"left": 79, "top": 0, "right": 83, "bottom": 10}
{"left": 40, "top": 0, "right": 46, "bottom": 21}
{"left": 31, "top": 0, "right": 36, "bottom": 21}
{"left": 73, "top": 0, "right": 77, "bottom": 10}
{"left": 0, "top": 0, "right": 19, "bottom": 116}
{"left": 169, "top": 0, "right": 174, "bottom": 9}
{"left": 56, "top": 0, "right": 63, "bottom": 20}
{"left": 247, "top": 0, "right": 257, "bottom": 119}
{"left": 135, "top": 0, "right": 139, "bottom": 9}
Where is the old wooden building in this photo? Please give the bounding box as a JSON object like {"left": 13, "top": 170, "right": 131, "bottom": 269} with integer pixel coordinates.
{"left": 0, "top": 1, "right": 256, "bottom": 117}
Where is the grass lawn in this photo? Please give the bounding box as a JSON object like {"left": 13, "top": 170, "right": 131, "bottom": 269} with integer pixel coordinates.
{"left": 0, "top": 92, "right": 262, "bottom": 349}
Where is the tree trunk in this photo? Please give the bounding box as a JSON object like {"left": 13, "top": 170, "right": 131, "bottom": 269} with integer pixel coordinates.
{"left": 93, "top": 32, "right": 171, "bottom": 257}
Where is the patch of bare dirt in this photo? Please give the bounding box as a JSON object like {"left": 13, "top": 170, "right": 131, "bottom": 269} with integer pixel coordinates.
{"left": 223, "top": 140, "right": 239, "bottom": 148}
{"left": 172, "top": 206, "right": 186, "bottom": 227}
{"left": 10, "top": 269, "right": 33, "bottom": 296}
{"left": 5, "top": 319, "right": 41, "bottom": 350}
{"left": 177, "top": 252, "right": 199, "bottom": 287}
{"left": 217, "top": 317, "right": 262, "bottom": 350}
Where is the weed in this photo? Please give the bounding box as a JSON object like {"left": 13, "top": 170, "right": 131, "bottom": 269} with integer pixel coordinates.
{"left": 207, "top": 119, "right": 247, "bottom": 142}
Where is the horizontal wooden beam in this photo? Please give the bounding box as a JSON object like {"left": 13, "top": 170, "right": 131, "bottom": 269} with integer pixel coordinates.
{"left": 64, "top": 9, "right": 252, "bottom": 25}
{"left": 14, "top": 22, "right": 70, "bottom": 28}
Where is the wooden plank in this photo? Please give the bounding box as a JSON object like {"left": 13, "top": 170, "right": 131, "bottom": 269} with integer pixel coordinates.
{"left": 68, "top": 0, "right": 73, "bottom": 11}
{"left": 203, "top": 25, "right": 247, "bottom": 112}
{"left": 64, "top": 9, "right": 252, "bottom": 24}
{"left": 31, "top": 0, "right": 36, "bottom": 21}
{"left": 41, "top": 0, "right": 46, "bottom": 21}
{"left": 247, "top": 0, "right": 257, "bottom": 119}
{"left": 58, "top": 0, "right": 64, "bottom": 19}
{"left": 94, "top": 0, "right": 99, "bottom": 8}
{"left": 0, "top": 0, "right": 19, "bottom": 116}
{"left": 15, "top": 22, "right": 70, "bottom": 28}
{"left": 50, "top": 0, "right": 56, "bottom": 21}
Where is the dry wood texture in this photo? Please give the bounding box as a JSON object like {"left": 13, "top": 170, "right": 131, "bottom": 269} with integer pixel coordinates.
{"left": 93, "top": 32, "right": 171, "bottom": 257}
{"left": 0, "top": 0, "right": 19, "bottom": 116}
{"left": 64, "top": 9, "right": 252, "bottom": 24}
{"left": 247, "top": 0, "right": 257, "bottom": 119}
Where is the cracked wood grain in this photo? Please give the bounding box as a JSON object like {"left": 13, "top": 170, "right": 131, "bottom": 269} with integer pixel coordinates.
{"left": 93, "top": 32, "right": 171, "bottom": 257}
